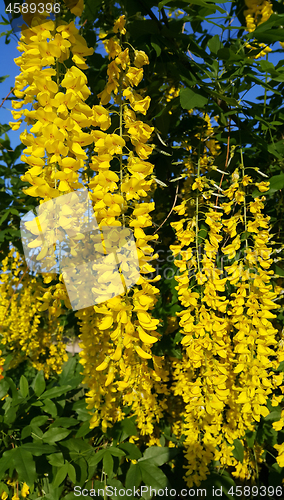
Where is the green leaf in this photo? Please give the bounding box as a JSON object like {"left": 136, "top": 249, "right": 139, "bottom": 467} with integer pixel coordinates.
{"left": 266, "top": 174, "right": 284, "bottom": 194}
{"left": 76, "top": 421, "right": 92, "bottom": 438}
{"left": 138, "top": 461, "right": 169, "bottom": 489}
{"left": 19, "top": 375, "right": 29, "bottom": 398}
{"left": 33, "top": 370, "right": 45, "bottom": 397}
{"left": 264, "top": 410, "right": 282, "bottom": 422}
{"left": 118, "top": 443, "right": 142, "bottom": 460}
{"left": 61, "top": 438, "right": 93, "bottom": 454}
{"left": 0, "top": 483, "right": 8, "bottom": 497}
{"left": 30, "top": 416, "right": 49, "bottom": 427}
{"left": 180, "top": 87, "right": 208, "bottom": 109}
{"left": 232, "top": 439, "right": 244, "bottom": 463}
{"left": 67, "top": 463, "right": 76, "bottom": 484}
{"left": 109, "top": 447, "right": 125, "bottom": 458}
{"left": 139, "top": 446, "right": 178, "bottom": 466}
{"left": 41, "top": 398, "right": 57, "bottom": 417}
{"left": 269, "top": 462, "right": 284, "bottom": 488}
{"left": 268, "top": 141, "right": 284, "bottom": 158}
{"left": 245, "top": 430, "right": 256, "bottom": 449}
{"left": 50, "top": 417, "right": 78, "bottom": 428}
{"left": 275, "top": 264, "right": 284, "bottom": 277}
{"left": 59, "top": 356, "right": 77, "bottom": 385}
{"left": 252, "top": 28, "right": 284, "bottom": 44}
{"left": 125, "top": 463, "right": 142, "bottom": 490}
{"left": 0, "top": 210, "right": 10, "bottom": 225}
{"left": 29, "top": 425, "right": 43, "bottom": 441}
{"left": 4, "top": 406, "right": 17, "bottom": 425}
{"left": 158, "top": 0, "right": 225, "bottom": 12}
{"left": 42, "top": 427, "right": 71, "bottom": 444}
{"left": 120, "top": 417, "right": 138, "bottom": 441}
{"left": 0, "top": 450, "right": 14, "bottom": 480}
{"left": 21, "top": 443, "right": 56, "bottom": 456}
{"left": 21, "top": 425, "right": 32, "bottom": 440}
{"left": 0, "top": 380, "right": 9, "bottom": 399}
{"left": 74, "top": 457, "right": 88, "bottom": 486}
{"left": 13, "top": 448, "right": 37, "bottom": 487}
{"left": 207, "top": 89, "right": 239, "bottom": 107}
{"left": 0, "top": 123, "right": 10, "bottom": 136}
{"left": 88, "top": 449, "right": 106, "bottom": 467}
{"left": 258, "top": 59, "right": 278, "bottom": 72}
{"left": 103, "top": 450, "right": 113, "bottom": 478}
{"left": 207, "top": 34, "right": 222, "bottom": 54}
{"left": 151, "top": 41, "right": 161, "bottom": 57}
{"left": 41, "top": 385, "right": 72, "bottom": 400}
{"left": 277, "top": 360, "right": 284, "bottom": 372}
{"left": 52, "top": 463, "right": 69, "bottom": 488}
{"left": 73, "top": 399, "right": 90, "bottom": 421}
{"left": 47, "top": 453, "right": 65, "bottom": 467}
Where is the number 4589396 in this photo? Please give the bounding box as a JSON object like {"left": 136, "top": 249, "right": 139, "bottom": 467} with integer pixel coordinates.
{"left": 5, "top": 3, "right": 61, "bottom": 14}
{"left": 227, "top": 486, "right": 283, "bottom": 497}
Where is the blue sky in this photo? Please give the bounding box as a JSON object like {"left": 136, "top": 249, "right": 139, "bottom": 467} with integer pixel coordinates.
{"left": 0, "top": 1, "right": 283, "bottom": 151}
{"left": 0, "top": 2, "right": 22, "bottom": 147}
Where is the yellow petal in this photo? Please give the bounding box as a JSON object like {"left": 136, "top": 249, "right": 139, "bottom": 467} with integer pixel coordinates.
{"left": 105, "top": 366, "right": 114, "bottom": 386}
{"left": 58, "top": 180, "right": 70, "bottom": 192}
{"left": 99, "top": 315, "right": 113, "bottom": 330}
{"left": 111, "top": 344, "right": 122, "bottom": 361}
{"left": 234, "top": 363, "right": 245, "bottom": 374}
{"left": 135, "top": 345, "right": 152, "bottom": 359}
{"left": 96, "top": 357, "right": 110, "bottom": 371}
{"left": 138, "top": 326, "right": 158, "bottom": 344}
{"left": 27, "top": 166, "right": 43, "bottom": 176}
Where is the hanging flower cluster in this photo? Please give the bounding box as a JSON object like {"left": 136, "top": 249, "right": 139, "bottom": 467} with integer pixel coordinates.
{"left": 170, "top": 158, "right": 284, "bottom": 486}
{"left": 9, "top": 1, "right": 93, "bottom": 200}
{"left": 7, "top": 0, "right": 169, "bottom": 439}
{"left": 172, "top": 111, "right": 221, "bottom": 222}
{"left": 0, "top": 248, "right": 68, "bottom": 376}
{"left": 77, "top": 16, "right": 169, "bottom": 440}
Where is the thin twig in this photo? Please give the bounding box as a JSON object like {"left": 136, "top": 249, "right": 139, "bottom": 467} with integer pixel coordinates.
{"left": 0, "top": 87, "right": 15, "bottom": 109}
{"left": 215, "top": 118, "right": 231, "bottom": 210}
{"left": 182, "top": 22, "right": 194, "bottom": 60}
{"left": 153, "top": 183, "right": 179, "bottom": 235}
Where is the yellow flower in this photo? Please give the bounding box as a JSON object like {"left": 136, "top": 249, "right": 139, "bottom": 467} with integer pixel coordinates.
{"left": 134, "top": 50, "right": 149, "bottom": 68}
{"left": 113, "top": 15, "right": 126, "bottom": 35}
{"left": 242, "top": 175, "right": 252, "bottom": 186}
{"left": 131, "top": 95, "right": 151, "bottom": 115}
{"left": 105, "top": 38, "right": 122, "bottom": 59}
{"left": 255, "top": 181, "right": 270, "bottom": 192}
{"left": 21, "top": 483, "right": 29, "bottom": 498}
{"left": 91, "top": 105, "right": 111, "bottom": 131}
{"left": 274, "top": 443, "right": 284, "bottom": 468}
{"left": 192, "top": 176, "right": 206, "bottom": 191}
{"left": 126, "top": 67, "right": 144, "bottom": 87}
{"left": 126, "top": 121, "right": 154, "bottom": 145}
{"left": 115, "top": 48, "right": 130, "bottom": 69}
{"left": 135, "top": 143, "right": 153, "bottom": 160}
